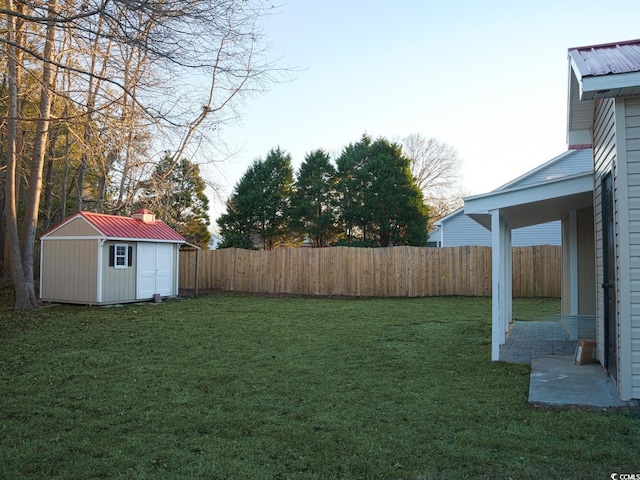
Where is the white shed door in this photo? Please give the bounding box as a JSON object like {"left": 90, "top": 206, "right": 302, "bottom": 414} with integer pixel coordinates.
{"left": 137, "top": 243, "right": 173, "bottom": 299}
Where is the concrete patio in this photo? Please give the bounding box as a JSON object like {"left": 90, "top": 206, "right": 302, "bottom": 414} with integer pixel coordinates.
{"left": 500, "top": 321, "right": 627, "bottom": 408}
{"left": 499, "top": 320, "right": 577, "bottom": 363}
{"left": 528, "top": 355, "right": 626, "bottom": 408}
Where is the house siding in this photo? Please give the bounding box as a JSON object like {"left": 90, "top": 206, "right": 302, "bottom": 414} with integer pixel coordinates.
{"left": 593, "top": 97, "right": 617, "bottom": 367}
{"left": 101, "top": 241, "right": 137, "bottom": 304}
{"left": 624, "top": 96, "right": 640, "bottom": 398}
{"left": 40, "top": 239, "right": 99, "bottom": 304}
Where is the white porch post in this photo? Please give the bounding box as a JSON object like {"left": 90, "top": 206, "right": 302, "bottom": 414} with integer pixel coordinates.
{"left": 568, "top": 210, "right": 580, "bottom": 339}
{"left": 491, "top": 209, "right": 512, "bottom": 361}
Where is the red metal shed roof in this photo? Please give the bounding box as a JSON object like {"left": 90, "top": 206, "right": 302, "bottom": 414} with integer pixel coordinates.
{"left": 43, "top": 211, "right": 185, "bottom": 242}
{"left": 80, "top": 211, "right": 185, "bottom": 242}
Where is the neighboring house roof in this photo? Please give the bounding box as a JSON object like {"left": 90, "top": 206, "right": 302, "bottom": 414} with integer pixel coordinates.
{"left": 42, "top": 211, "right": 186, "bottom": 243}
{"left": 568, "top": 39, "right": 640, "bottom": 147}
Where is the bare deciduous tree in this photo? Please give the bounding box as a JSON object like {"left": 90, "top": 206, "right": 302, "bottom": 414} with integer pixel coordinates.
{"left": 401, "top": 133, "right": 464, "bottom": 222}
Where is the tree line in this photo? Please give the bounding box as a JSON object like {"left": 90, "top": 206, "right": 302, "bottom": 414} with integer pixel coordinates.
{"left": 218, "top": 134, "right": 439, "bottom": 249}
{"left": 1, "top": 0, "right": 278, "bottom": 309}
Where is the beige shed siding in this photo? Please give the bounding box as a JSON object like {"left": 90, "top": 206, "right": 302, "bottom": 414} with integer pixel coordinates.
{"left": 592, "top": 98, "right": 617, "bottom": 365}
{"left": 101, "top": 241, "right": 137, "bottom": 304}
{"left": 41, "top": 239, "right": 99, "bottom": 303}
{"left": 625, "top": 96, "right": 640, "bottom": 396}
{"left": 48, "top": 217, "right": 100, "bottom": 237}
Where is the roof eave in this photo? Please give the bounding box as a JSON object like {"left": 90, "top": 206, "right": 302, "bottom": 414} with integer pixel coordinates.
{"left": 106, "top": 237, "right": 186, "bottom": 244}
{"left": 567, "top": 44, "right": 640, "bottom": 147}
{"left": 579, "top": 71, "right": 640, "bottom": 100}
{"left": 463, "top": 171, "right": 594, "bottom": 229}
{"left": 567, "top": 59, "right": 595, "bottom": 148}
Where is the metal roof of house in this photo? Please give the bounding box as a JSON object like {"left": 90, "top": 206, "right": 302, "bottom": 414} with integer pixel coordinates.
{"left": 569, "top": 39, "right": 640, "bottom": 78}
{"left": 568, "top": 39, "right": 640, "bottom": 102}
{"left": 567, "top": 39, "right": 640, "bottom": 147}
{"left": 42, "top": 211, "right": 186, "bottom": 242}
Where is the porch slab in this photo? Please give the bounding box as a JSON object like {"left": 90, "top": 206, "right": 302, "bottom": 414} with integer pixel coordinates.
{"left": 500, "top": 321, "right": 577, "bottom": 363}
{"left": 528, "top": 355, "right": 627, "bottom": 408}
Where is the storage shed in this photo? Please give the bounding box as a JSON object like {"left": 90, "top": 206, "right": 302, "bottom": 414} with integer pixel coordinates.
{"left": 40, "top": 209, "right": 185, "bottom": 305}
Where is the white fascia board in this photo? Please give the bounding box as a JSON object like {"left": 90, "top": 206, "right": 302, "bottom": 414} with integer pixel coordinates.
{"left": 463, "top": 172, "right": 593, "bottom": 215}
{"left": 580, "top": 71, "right": 640, "bottom": 101}
{"left": 41, "top": 235, "right": 106, "bottom": 241}
{"left": 41, "top": 235, "right": 184, "bottom": 245}
{"left": 567, "top": 61, "right": 594, "bottom": 147}
{"left": 105, "top": 237, "right": 186, "bottom": 244}
{"left": 569, "top": 55, "right": 587, "bottom": 96}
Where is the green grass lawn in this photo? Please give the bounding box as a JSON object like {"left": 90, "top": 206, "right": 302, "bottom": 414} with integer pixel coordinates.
{"left": 1, "top": 294, "right": 638, "bottom": 479}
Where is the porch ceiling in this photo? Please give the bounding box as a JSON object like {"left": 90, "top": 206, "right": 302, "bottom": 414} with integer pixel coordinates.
{"left": 463, "top": 171, "right": 593, "bottom": 229}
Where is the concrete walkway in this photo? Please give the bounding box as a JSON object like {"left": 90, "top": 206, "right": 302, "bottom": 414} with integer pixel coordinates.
{"left": 500, "top": 321, "right": 627, "bottom": 408}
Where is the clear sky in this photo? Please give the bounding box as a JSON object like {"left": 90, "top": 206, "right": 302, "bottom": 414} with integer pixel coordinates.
{"left": 210, "top": 0, "right": 640, "bottom": 224}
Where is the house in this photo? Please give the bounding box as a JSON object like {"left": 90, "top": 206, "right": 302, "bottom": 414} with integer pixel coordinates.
{"left": 464, "top": 148, "right": 595, "bottom": 361}
{"left": 465, "top": 38, "right": 640, "bottom": 402}
{"left": 430, "top": 208, "right": 562, "bottom": 247}
{"left": 567, "top": 39, "right": 640, "bottom": 402}
{"left": 40, "top": 209, "right": 185, "bottom": 305}
{"left": 208, "top": 233, "right": 224, "bottom": 250}
{"left": 432, "top": 149, "right": 593, "bottom": 248}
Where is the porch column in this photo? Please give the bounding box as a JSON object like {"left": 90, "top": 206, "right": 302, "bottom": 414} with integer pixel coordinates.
{"left": 568, "top": 211, "right": 580, "bottom": 339}
{"left": 491, "top": 209, "right": 512, "bottom": 361}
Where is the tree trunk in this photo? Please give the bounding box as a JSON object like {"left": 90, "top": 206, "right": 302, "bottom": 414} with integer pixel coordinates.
{"left": 20, "top": 0, "right": 58, "bottom": 306}
{"left": 3, "top": 0, "right": 32, "bottom": 308}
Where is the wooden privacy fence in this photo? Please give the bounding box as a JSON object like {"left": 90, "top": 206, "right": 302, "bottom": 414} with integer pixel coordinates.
{"left": 179, "top": 245, "right": 561, "bottom": 298}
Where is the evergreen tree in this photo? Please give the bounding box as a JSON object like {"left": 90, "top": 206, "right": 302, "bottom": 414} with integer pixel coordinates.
{"left": 335, "top": 135, "right": 429, "bottom": 247}
{"left": 335, "top": 135, "right": 373, "bottom": 243}
{"left": 218, "top": 147, "right": 295, "bottom": 249}
{"left": 290, "top": 149, "right": 338, "bottom": 247}
{"left": 139, "top": 153, "right": 211, "bottom": 248}
{"left": 366, "top": 138, "right": 429, "bottom": 246}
